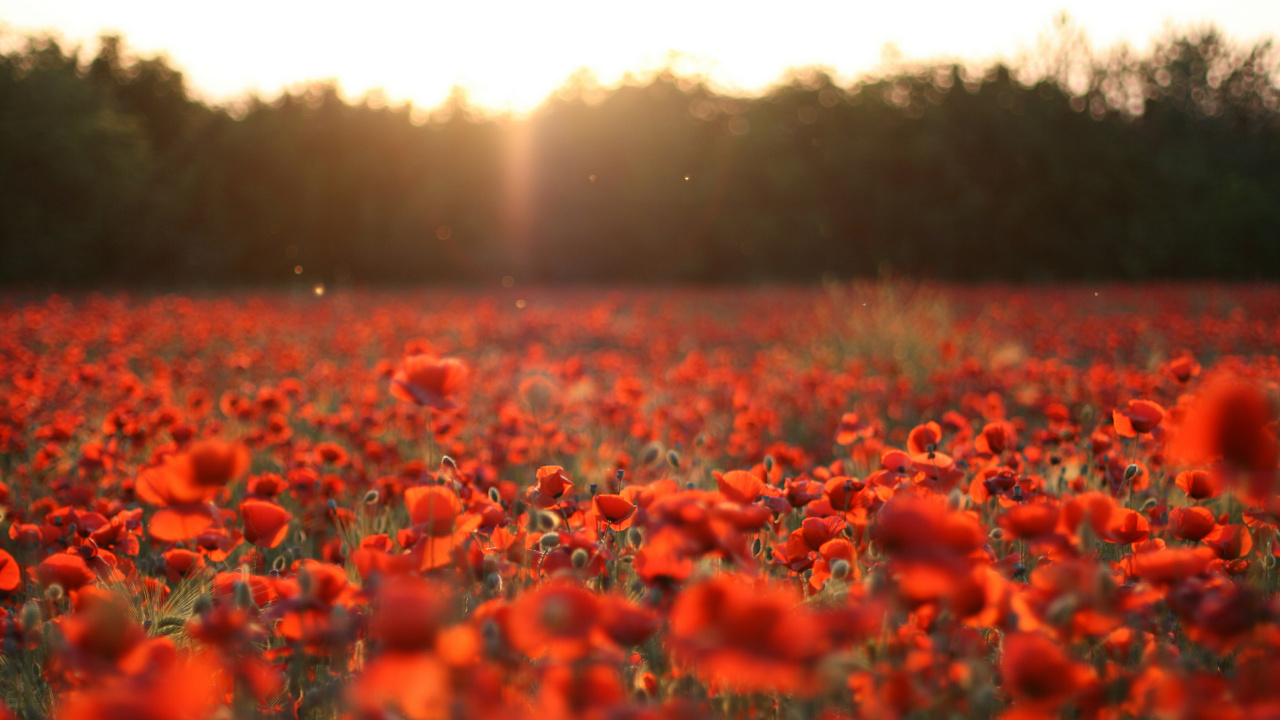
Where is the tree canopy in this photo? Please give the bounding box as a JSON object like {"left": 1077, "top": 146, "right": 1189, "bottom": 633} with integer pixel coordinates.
{"left": 2, "top": 25, "right": 1278, "bottom": 285}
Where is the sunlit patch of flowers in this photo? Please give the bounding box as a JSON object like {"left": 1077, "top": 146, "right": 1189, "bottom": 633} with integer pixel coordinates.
{"left": 0, "top": 285, "right": 1278, "bottom": 720}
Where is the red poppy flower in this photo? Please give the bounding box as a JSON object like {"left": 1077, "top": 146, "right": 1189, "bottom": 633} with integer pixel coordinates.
{"left": 1170, "top": 375, "right": 1278, "bottom": 503}
{"left": 35, "top": 552, "right": 96, "bottom": 592}
{"left": 1131, "top": 546, "right": 1215, "bottom": 584}
{"left": 534, "top": 465, "right": 573, "bottom": 498}
{"left": 404, "top": 485, "right": 463, "bottom": 537}
{"left": 239, "top": 498, "right": 293, "bottom": 549}
{"left": 668, "top": 577, "right": 826, "bottom": 695}
{"left": 53, "top": 653, "right": 220, "bottom": 720}
{"left": 1000, "top": 503, "right": 1059, "bottom": 540}
{"left": 1201, "top": 524, "right": 1253, "bottom": 559}
{"left": 1167, "top": 506, "right": 1217, "bottom": 541}
{"left": 1166, "top": 355, "right": 1201, "bottom": 383}
{"left": 137, "top": 440, "right": 249, "bottom": 541}
{"left": 506, "top": 581, "right": 600, "bottom": 660}
{"left": 597, "top": 594, "right": 660, "bottom": 648}
{"left": 348, "top": 652, "right": 449, "bottom": 720}
{"left": 1000, "top": 632, "right": 1095, "bottom": 710}
{"left": 147, "top": 505, "right": 218, "bottom": 543}
{"left": 634, "top": 528, "right": 695, "bottom": 584}
{"left": 0, "top": 549, "right": 20, "bottom": 592}
{"left": 390, "top": 355, "right": 468, "bottom": 411}
{"left": 137, "top": 440, "right": 249, "bottom": 506}
{"left": 1175, "top": 469, "right": 1222, "bottom": 501}
{"left": 906, "top": 421, "right": 942, "bottom": 455}
{"left": 976, "top": 421, "right": 1015, "bottom": 455}
{"left": 160, "top": 548, "right": 205, "bottom": 584}
{"left": 592, "top": 494, "right": 635, "bottom": 530}
{"left": 835, "top": 412, "right": 873, "bottom": 445}
{"left": 369, "top": 575, "right": 453, "bottom": 652}
{"left": 212, "top": 572, "right": 276, "bottom": 607}
{"left": 1102, "top": 508, "right": 1150, "bottom": 545}
{"left": 1113, "top": 399, "right": 1165, "bottom": 438}
{"left": 871, "top": 495, "right": 985, "bottom": 560}
{"left": 527, "top": 465, "right": 574, "bottom": 508}
{"left": 312, "top": 441, "right": 350, "bottom": 466}
{"left": 714, "top": 469, "right": 763, "bottom": 505}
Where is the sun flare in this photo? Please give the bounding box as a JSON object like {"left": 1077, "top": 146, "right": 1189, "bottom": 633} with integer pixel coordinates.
{"left": 4, "top": 0, "right": 1279, "bottom": 112}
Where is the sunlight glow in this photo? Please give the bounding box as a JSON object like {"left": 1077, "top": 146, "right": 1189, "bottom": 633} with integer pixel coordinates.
{"left": 2, "top": 0, "right": 1279, "bottom": 113}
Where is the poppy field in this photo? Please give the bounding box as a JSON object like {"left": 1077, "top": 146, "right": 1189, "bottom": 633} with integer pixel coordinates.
{"left": 2, "top": 282, "right": 1280, "bottom": 720}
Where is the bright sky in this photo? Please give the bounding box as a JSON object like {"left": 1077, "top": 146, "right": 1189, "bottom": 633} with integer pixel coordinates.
{"left": 2, "top": 1, "right": 1278, "bottom": 113}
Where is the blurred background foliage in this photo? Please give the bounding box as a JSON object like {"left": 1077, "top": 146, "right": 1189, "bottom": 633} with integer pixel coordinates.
{"left": 2, "top": 21, "right": 1279, "bottom": 286}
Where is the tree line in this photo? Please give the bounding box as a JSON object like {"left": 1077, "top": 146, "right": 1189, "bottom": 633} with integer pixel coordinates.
{"left": 2, "top": 24, "right": 1279, "bottom": 286}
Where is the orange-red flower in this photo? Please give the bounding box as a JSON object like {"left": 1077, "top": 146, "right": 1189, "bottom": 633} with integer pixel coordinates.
{"left": 527, "top": 465, "right": 574, "bottom": 508}
{"left": 1131, "top": 546, "right": 1215, "bottom": 585}
{"left": 535, "top": 465, "right": 572, "bottom": 498}
{"left": 35, "top": 552, "right": 96, "bottom": 592}
{"left": 0, "top": 549, "right": 19, "bottom": 592}
{"left": 1166, "top": 355, "right": 1201, "bottom": 383}
{"left": 506, "top": 581, "right": 600, "bottom": 661}
{"left": 1168, "top": 506, "right": 1217, "bottom": 541}
{"left": 1175, "top": 469, "right": 1223, "bottom": 501}
{"left": 1000, "top": 632, "right": 1095, "bottom": 711}
{"left": 239, "top": 498, "right": 293, "bottom": 549}
{"left": 1000, "top": 502, "right": 1059, "bottom": 540}
{"left": 1170, "top": 375, "right": 1279, "bottom": 503}
{"left": 404, "top": 485, "right": 463, "bottom": 536}
{"left": 368, "top": 575, "right": 453, "bottom": 652}
{"left": 592, "top": 494, "right": 636, "bottom": 530}
{"left": 668, "top": 577, "right": 826, "bottom": 695}
{"left": 714, "top": 469, "right": 763, "bottom": 504}
{"left": 136, "top": 439, "right": 249, "bottom": 541}
{"left": 1113, "top": 399, "right": 1165, "bottom": 438}
{"left": 390, "top": 355, "right": 468, "bottom": 411}
{"left": 835, "top": 412, "right": 873, "bottom": 445}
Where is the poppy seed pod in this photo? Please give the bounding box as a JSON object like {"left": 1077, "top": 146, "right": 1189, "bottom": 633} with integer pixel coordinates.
{"left": 642, "top": 445, "right": 660, "bottom": 465}
{"left": 192, "top": 594, "right": 213, "bottom": 615}
{"left": 539, "top": 532, "right": 561, "bottom": 549}
{"left": 20, "top": 601, "right": 41, "bottom": 632}
{"left": 234, "top": 580, "right": 255, "bottom": 609}
{"left": 830, "top": 559, "right": 851, "bottom": 581}
{"left": 535, "top": 511, "right": 559, "bottom": 532}
{"left": 666, "top": 450, "right": 680, "bottom": 469}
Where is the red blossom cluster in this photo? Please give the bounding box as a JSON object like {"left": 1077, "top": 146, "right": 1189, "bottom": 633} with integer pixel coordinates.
{"left": 0, "top": 286, "right": 1278, "bottom": 720}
